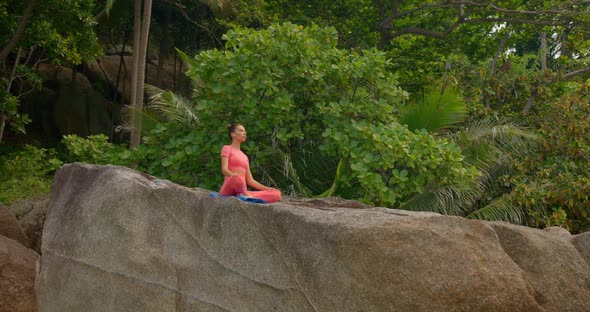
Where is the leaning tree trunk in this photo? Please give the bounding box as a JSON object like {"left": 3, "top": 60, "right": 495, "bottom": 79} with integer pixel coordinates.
{"left": 0, "top": 48, "right": 23, "bottom": 144}
{"left": 129, "top": 0, "right": 153, "bottom": 148}
{"left": 133, "top": 0, "right": 152, "bottom": 147}
{"left": 129, "top": 0, "right": 142, "bottom": 148}
{"left": 540, "top": 32, "right": 547, "bottom": 71}
{"left": 0, "top": 0, "right": 37, "bottom": 65}
{"left": 484, "top": 31, "right": 510, "bottom": 108}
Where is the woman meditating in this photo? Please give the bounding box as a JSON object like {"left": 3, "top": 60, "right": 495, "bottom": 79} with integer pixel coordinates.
{"left": 219, "top": 123, "right": 281, "bottom": 203}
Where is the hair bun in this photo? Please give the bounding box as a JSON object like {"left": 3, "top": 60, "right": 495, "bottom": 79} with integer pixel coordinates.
{"left": 226, "top": 124, "right": 232, "bottom": 129}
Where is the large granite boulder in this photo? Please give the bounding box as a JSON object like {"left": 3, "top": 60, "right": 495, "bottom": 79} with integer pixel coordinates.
{"left": 37, "top": 163, "right": 590, "bottom": 312}
{"left": 0, "top": 235, "right": 39, "bottom": 312}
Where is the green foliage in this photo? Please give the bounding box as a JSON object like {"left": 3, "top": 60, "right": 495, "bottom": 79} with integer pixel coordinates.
{"left": 508, "top": 84, "right": 590, "bottom": 233}
{"left": 132, "top": 123, "right": 220, "bottom": 188}
{"left": 26, "top": 0, "right": 101, "bottom": 64}
{"left": 61, "top": 134, "right": 131, "bottom": 166}
{"left": 252, "top": 142, "right": 344, "bottom": 197}
{"left": 322, "top": 120, "right": 477, "bottom": 206}
{"left": 401, "top": 117, "right": 538, "bottom": 224}
{"left": 265, "top": 0, "right": 380, "bottom": 48}
{"left": 145, "top": 85, "right": 199, "bottom": 128}
{"left": 0, "top": 145, "right": 62, "bottom": 204}
{"left": 399, "top": 86, "right": 467, "bottom": 133}
{"left": 1, "top": 0, "right": 101, "bottom": 65}
{"left": 0, "top": 88, "right": 30, "bottom": 135}
{"left": 172, "top": 23, "right": 478, "bottom": 206}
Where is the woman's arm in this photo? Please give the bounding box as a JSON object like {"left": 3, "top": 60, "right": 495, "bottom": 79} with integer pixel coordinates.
{"left": 221, "top": 156, "right": 242, "bottom": 177}
{"left": 246, "top": 168, "right": 272, "bottom": 190}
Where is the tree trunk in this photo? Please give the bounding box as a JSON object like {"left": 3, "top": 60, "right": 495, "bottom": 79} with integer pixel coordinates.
{"left": 0, "top": 0, "right": 38, "bottom": 65}
{"left": 0, "top": 48, "right": 23, "bottom": 144}
{"left": 484, "top": 32, "right": 510, "bottom": 108}
{"left": 130, "top": 0, "right": 153, "bottom": 148}
{"left": 522, "top": 90, "right": 537, "bottom": 115}
{"left": 560, "top": 28, "right": 572, "bottom": 59}
{"left": 0, "top": 116, "right": 5, "bottom": 144}
{"left": 157, "top": 4, "right": 172, "bottom": 78}
{"left": 540, "top": 32, "right": 547, "bottom": 71}
{"left": 129, "top": 0, "right": 143, "bottom": 148}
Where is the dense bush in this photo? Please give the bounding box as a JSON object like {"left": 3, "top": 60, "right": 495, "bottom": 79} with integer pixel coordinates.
{"left": 508, "top": 84, "right": 590, "bottom": 233}
{"left": 62, "top": 134, "right": 131, "bottom": 166}
{"left": 169, "top": 22, "right": 478, "bottom": 206}
{"left": 0, "top": 145, "right": 62, "bottom": 204}
{"left": 59, "top": 24, "right": 477, "bottom": 206}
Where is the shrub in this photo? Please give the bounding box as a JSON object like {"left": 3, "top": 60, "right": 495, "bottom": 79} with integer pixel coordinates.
{"left": 61, "top": 134, "right": 131, "bottom": 166}
{"left": 170, "top": 22, "right": 478, "bottom": 206}
{"left": 0, "top": 145, "right": 62, "bottom": 204}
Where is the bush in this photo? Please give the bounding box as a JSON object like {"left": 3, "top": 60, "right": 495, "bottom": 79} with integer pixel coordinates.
{"left": 165, "top": 22, "right": 479, "bottom": 206}
{"left": 61, "top": 134, "right": 131, "bottom": 166}
{"left": 0, "top": 145, "right": 62, "bottom": 204}
{"left": 508, "top": 83, "right": 590, "bottom": 233}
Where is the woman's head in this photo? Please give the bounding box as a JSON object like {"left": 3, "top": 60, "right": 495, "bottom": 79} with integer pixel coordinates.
{"left": 226, "top": 123, "right": 246, "bottom": 142}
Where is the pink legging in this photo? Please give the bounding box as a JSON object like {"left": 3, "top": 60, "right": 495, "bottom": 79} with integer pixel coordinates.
{"left": 219, "top": 175, "right": 281, "bottom": 203}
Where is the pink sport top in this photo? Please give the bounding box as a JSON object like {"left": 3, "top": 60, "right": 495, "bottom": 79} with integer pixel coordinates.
{"left": 220, "top": 145, "right": 249, "bottom": 175}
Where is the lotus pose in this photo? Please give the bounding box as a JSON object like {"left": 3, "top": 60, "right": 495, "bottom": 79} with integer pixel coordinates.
{"left": 219, "top": 123, "right": 281, "bottom": 203}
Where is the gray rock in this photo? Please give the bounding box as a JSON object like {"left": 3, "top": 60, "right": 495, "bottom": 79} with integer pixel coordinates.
{"left": 543, "top": 226, "right": 571, "bottom": 239}
{"left": 37, "top": 163, "right": 590, "bottom": 312}
{"left": 8, "top": 195, "right": 50, "bottom": 254}
{"left": 572, "top": 231, "right": 590, "bottom": 266}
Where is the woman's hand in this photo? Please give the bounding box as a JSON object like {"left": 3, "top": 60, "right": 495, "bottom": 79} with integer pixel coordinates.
{"left": 228, "top": 169, "right": 246, "bottom": 177}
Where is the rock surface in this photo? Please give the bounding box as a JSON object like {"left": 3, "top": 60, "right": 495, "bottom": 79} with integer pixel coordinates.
{"left": 37, "top": 163, "right": 590, "bottom": 312}
{"left": 0, "top": 205, "right": 28, "bottom": 246}
{"left": 572, "top": 232, "right": 590, "bottom": 266}
{"left": 8, "top": 195, "right": 50, "bottom": 254}
{"left": 0, "top": 235, "right": 39, "bottom": 312}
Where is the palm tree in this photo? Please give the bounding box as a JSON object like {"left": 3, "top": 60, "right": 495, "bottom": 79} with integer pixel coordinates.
{"left": 129, "top": 0, "right": 153, "bottom": 148}
{"left": 398, "top": 87, "right": 538, "bottom": 224}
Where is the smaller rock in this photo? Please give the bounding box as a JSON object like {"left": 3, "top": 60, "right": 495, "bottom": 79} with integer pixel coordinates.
{"left": 543, "top": 226, "right": 571, "bottom": 239}
{"left": 9, "top": 196, "right": 49, "bottom": 254}
{"left": 572, "top": 231, "right": 590, "bottom": 266}
{"left": 0, "top": 205, "right": 28, "bottom": 246}
{"left": 0, "top": 235, "right": 39, "bottom": 312}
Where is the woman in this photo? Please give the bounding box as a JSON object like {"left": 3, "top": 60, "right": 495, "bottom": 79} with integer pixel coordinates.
{"left": 219, "top": 123, "right": 281, "bottom": 203}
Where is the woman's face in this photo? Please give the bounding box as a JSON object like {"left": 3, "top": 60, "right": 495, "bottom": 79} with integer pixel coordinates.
{"left": 232, "top": 125, "right": 247, "bottom": 142}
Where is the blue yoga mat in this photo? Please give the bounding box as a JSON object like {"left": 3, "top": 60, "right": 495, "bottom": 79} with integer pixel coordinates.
{"left": 209, "top": 192, "right": 267, "bottom": 204}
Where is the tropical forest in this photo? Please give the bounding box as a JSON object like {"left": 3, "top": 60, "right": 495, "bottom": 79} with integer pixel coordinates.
{"left": 2, "top": 0, "right": 590, "bottom": 234}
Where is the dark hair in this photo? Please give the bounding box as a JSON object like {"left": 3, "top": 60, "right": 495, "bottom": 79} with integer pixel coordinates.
{"left": 226, "top": 123, "right": 242, "bottom": 141}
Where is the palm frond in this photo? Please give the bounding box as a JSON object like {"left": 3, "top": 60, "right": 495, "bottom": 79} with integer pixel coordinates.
{"left": 145, "top": 85, "right": 200, "bottom": 128}
{"left": 315, "top": 157, "right": 346, "bottom": 198}
{"left": 466, "top": 194, "right": 526, "bottom": 224}
{"left": 255, "top": 143, "right": 342, "bottom": 197}
{"left": 117, "top": 104, "right": 161, "bottom": 135}
{"left": 455, "top": 117, "right": 538, "bottom": 155}
{"left": 255, "top": 146, "right": 313, "bottom": 196}
{"left": 401, "top": 118, "right": 531, "bottom": 218}
{"left": 401, "top": 184, "right": 485, "bottom": 216}
{"left": 451, "top": 117, "right": 538, "bottom": 172}
{"left": 399, "top": 86, "right": 467, "bottom": 132}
